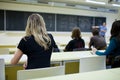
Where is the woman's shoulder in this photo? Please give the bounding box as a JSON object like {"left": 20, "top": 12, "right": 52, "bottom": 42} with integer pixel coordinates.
{"left": 22, "top": 35, "right": 34, "bottom": 41}
{"left": 72, "top": 38, "right": 84, "bottom": 42}
{"left": 111, "top": 37, "right": 117, "bottom": 41}
{"left": 79, "top": 38, "right": 85, "bottom": 41}
{"left": 47, "top": 33, "right": 53, "bottom": 38}
{"left": 111, "top": 37, "right": 120, "bottom": 43}
{"left": 67, "top": 39, "right": 74, "bottom": 44}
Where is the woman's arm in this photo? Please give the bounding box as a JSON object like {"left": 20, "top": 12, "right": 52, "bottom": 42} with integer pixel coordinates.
{"left": 95, "top": 38, "right": 117, "bottom": 55}
{"left": 11, "top": 48, "right": 23, "bottom": 65}
{"left": 48, "top": 34, "right": 60, "bottom": 52}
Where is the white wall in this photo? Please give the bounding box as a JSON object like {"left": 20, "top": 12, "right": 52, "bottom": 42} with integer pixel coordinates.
{"left": 0, "top": 1, "right": 120, "bottom": 48}
{"left": 0, "top": 1, "right": 119, "bottom": 36}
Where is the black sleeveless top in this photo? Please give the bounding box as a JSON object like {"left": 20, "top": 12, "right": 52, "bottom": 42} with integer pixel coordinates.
{"left": 17, "top": 34, "right": 57, "bottom": 69}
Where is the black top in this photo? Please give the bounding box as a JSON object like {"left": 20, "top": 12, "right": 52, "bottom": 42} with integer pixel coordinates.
{"left": 65, "top": 38, "right": 85, "bottom": 51}
{"left": 17, "top": 34, "right": 58, "bottom": 69}
{"left": 48, "top": 34, "right": 60, "bottom": 52}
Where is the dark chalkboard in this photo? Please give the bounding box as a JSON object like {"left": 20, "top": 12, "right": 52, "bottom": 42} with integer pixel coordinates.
{"left": 95, "top": 17, "right": 106, "bottom": 26}
{"left": 1, "top": 10, "right": 106, "bottom": 32}
{"left": 6, "top": 11, "right": 28, "bottom": 31}
{"left": 40, "top": 13, "right": 55, "bottom": 31}
{"left": 57, "top": 14, "right": 96, "bottom": 32}
{"left": 57, "top": 14, "right": 78, "bottom": 31}
{"left": 78, "top": 16, "right": 93, "bottom": 32}
{"left": 0, "top": 10, "right": 4, "bottom": 30}
{"left": 6, "top": 10, "right": 55, "bottom": 31}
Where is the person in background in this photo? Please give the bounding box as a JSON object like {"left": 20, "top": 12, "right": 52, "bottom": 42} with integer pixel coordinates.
{"left": 92, "top": 20, "right": 120, "bottom": 68}
{"left": 64, "top": 27, "right": 85, "bottom": 51}
{"left": 11, "top": 14, "right": 59, "bottom": 69}
{"left": 99, "top": 22, "right": 107, "bottom": 37}
{"left": 89, "top": 28, "right": 107, "bottom": 50}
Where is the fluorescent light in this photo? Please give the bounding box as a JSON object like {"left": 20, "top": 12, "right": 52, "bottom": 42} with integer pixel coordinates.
{"left": 48, "top": 2, "right": 66, "bottom": 6}
{"left": 86, "top": 0, "right": 105, "bottom": 5}
{"left": 112, "top": 4, "right": 120, "bottom": 7}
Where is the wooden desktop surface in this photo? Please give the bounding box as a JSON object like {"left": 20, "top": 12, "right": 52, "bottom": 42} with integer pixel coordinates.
{"left": 0, "top": 51, "right": 105, "bottom": 80}
{"left": 29, "top": 68, "right": 120, "bottom": 80}
{"left": 0, "top": 51, "right": 97, "bottom": 65}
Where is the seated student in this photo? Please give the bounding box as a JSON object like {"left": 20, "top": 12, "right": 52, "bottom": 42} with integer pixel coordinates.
{"left": 64, "top": 27, "right": 85, "bottom": 51}
{"left": 92, "top": 20, "right": 120, "bottom": 68}
{"left": 89, "top": 29, "right": 107, "bottom": 50}
{"left": 11, "top": 14, "right": 59, "bottom": 69}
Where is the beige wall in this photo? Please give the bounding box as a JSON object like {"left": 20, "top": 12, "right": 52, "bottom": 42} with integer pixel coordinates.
{"left": 0, "top": 1, "right": 119, "bottom": 36}
{"left": 0, "top": 1, "right": 119, "bottom": 47}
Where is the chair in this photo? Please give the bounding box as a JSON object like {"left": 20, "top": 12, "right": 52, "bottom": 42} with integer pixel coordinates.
{"left": 73, "top": 48, "right": 90, "bottom": 51}
{"left": 0, "top": 58, "right": 5, "bottom": 80}
{"left": 79, "top": 56, "right": 106, "bottom": 73}
{"left": 0, "top": 48, "right": 9, "bottom": 54}
{"left": 17, "top": 66, "right": 65, "bottom": 80}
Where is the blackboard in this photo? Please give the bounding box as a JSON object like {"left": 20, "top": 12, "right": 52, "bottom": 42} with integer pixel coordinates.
{"left": 1, "top": 10, "right": 106, "bottom": 32}
{"left": 40, "top": 13, "right": 55, "bottom": 31}
{"left": 6, "top": 10, "right": 55, "bottom": 31}
{"left": 6, "top": 11, "right": 28, "bottom": 31}
{"left": 0, "top": 10, "right": 4, "bottom": 30}
{"left": 57, "top": 14, "right": 77, "bottom": 31}
{"left": 78, "top": 16, "right": 93, "bottom": 32}
{"left": 57, "top": 14, "right": 94, "bottom": 32}
{"left": 94, "top": 17, "right": 106, "bottom": 26}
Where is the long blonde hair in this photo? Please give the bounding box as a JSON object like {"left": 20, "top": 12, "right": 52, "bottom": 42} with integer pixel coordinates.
{"left": 25, "top": 14, "right": 51, "bottom": 50}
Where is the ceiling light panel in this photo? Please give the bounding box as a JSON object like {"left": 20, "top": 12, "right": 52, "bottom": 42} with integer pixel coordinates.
{"left": 86, "top": 0, "right": 106, "bottom": 4}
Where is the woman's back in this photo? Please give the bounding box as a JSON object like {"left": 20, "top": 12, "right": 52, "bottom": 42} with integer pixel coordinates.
{"left": 18, "top": 35, "right": 53, "bottom": 69}
{"left": 65, "top": 38, "right": 85, "bottom": 51}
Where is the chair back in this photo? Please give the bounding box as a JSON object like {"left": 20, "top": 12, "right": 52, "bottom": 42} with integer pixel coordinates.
{"left": 17, "top": 66, "right": 65, "bottom": 80}
{"left": 80, "top": 56, "right": 106, "bottom": 73}
{"left": 0, "top": 58, "right": 5, "bottom": 80}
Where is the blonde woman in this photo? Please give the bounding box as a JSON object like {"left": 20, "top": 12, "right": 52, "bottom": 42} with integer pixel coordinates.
{"left": 11, "top": 14, "right": 58, "bottom": 69}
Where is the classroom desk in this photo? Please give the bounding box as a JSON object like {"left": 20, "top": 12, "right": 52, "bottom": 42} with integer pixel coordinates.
{"left": 0, "top": 51, "right": 97, "bottom": 66}
{"left": 0, "top": 44, "right": 16, "bottom": 48}
{"left": 0, "top": 51, "right": 103, "bottom": 73}
{"left": 0, "top": 51, "right": 105, "bottom": 73}
{"left": 0, "top": 51, "right": 105, "bottom": 80}
{"left": 107, "top": 67, "right": 120, "bottom": 74}
{"left": 29, "top": 68, "right": 120, "bottom": 80}
{"left": 0, "top": 54, "right": 27, "bottom": 66}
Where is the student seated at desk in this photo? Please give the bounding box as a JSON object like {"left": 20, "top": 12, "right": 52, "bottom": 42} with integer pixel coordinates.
{"left": 89, "top": 28, "right": 107, "bottom": 50}
{"left": 92, "top": 20, "right": 120, "bottom": 68}
{"left": 64, "top": 27, "right": 85, "bottom": 51}
{"left": 11, "top": 14, "right": 59, "bottom": 69}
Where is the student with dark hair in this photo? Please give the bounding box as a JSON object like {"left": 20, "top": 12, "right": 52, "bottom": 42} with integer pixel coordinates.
{"left": 92, "top": 20, "right": 120, "bottom": 68}
{"left": 64, "top": 27, "right": 85, "bottom": 51}
{"left": 89, "top": 29, "right": 106, "bottom": 50}
{"left": 11, "top": 14, "right": 59, "bottom": 69}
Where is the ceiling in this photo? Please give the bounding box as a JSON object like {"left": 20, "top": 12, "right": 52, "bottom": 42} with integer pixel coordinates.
{"left": 35, "top": 0, "right": 120, "bottom": 9}
{"left": 0, "top": 0, "right": 120, "bottom": 8}
{"left": 2, "top": 0, "right": 120, "bottom": 9}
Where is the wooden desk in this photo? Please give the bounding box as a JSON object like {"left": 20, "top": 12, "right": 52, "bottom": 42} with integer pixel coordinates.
{"left": 0, "top": 44, "right": 16, "bottom": 48}
{"left": 29, "top": 68, "right": 120, "bottom": 80}
{"left": 0, "top": 51, "right": 96, "bottom": 66}
{"left": 0, "top": 51, "right": 106, "bottom": 80}
{"left": 0, "top": 54, "right": 27, "bottom": 66}
{"left": 0, "top": 51, "right": 105, "bottom": 73}
{"left": 107, "top": 68, "right": 120, "bottom": 74}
